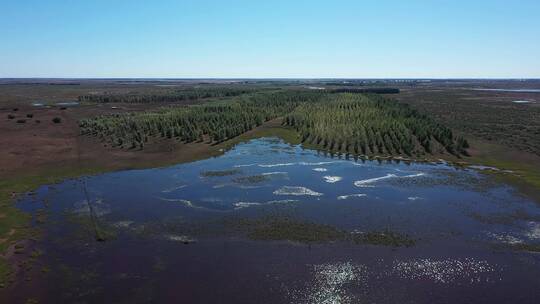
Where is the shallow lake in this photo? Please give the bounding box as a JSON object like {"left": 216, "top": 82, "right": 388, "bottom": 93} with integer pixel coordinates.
{"left": 4, "top": 138, "right": 540, "bottom": 303}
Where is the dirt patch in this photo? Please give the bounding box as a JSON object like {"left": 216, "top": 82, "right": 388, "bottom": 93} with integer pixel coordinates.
{"left": 0, "top": 101, "right": 213, "bottom": 178}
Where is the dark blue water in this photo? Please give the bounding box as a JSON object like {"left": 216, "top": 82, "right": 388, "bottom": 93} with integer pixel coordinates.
{"left": 3, "top": 138, "right": 540, "bottom": 303}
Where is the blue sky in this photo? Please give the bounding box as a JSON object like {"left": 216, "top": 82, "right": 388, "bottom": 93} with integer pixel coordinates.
{"left": 1, "top": 0, "right": 539, "bottom": 78}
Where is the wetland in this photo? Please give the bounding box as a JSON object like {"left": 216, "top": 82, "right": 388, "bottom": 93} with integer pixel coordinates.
{"left": 2, "top": 137, "right": 540, "bottom": 303}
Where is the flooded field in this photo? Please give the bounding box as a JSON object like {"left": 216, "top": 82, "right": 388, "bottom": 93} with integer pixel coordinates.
{"left": 3, "top": 138, "right": 540, "bottom": 303}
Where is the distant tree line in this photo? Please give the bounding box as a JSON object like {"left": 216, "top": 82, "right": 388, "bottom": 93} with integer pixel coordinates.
{"left": 331, "top": 88, "right": 400, "bottom": 94}
{"left": 78, "top": 88, "right": 256, "bottom": 104}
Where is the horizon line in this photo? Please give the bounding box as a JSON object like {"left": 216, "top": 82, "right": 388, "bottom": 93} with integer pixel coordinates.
{"left": 1, "top": 77, "right": 540, "bottom": 80}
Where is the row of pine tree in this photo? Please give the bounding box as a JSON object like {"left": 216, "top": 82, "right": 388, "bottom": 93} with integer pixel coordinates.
{"left": 80, "top": 91, "right": 468, "bottom": 156}
{"left": 283, "top": 93, "right": 468, "bottom": 156}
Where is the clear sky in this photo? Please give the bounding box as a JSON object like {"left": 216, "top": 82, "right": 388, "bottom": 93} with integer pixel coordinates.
{"left": 1, "top": 0, "right": 539, "bottom": 78}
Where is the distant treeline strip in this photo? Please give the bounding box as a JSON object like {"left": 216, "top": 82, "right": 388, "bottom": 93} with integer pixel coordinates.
{"left": 80, "top": 91, "right": 467, "bottom": 157}
{"left": 331, "top": 88, "right": 400, "bottom": 94}
{"left": 78, "top": 88, "right": 256, "bottom": 103}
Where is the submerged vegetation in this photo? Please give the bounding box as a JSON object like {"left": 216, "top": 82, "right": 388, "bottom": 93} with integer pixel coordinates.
{"left": 200, "top": 169, "right": 241, "bottom": 177}
{"left": 232, "top": 174, "right": 271, "bottom": 184}
{"left": 248, "top": 218, "right": 344, "bottom": 243}
{"left": 80, "top": 91, "right": 468, "bottom": 157}
{"left": 510, "top": 243, "right": 540, "bottom": 253}
{"left": 350, "top": 230, "right": 416, "bottom": 247}
{"left": 227, "top": 217, "right": 416, "bottom": 246}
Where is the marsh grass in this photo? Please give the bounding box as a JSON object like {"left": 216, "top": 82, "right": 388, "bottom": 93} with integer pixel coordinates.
{"left": 224, "top": 216, "right": 416, "bottom": 246}
{"left": 200, "top": 169, "right": 241, "bottom": 177}
{"left": 350, "top": 230, "right": 416, "bottom": 247}
{"left": 247, "top": 218, "right": 344, "bottom": 243}
{"left": 511, "top": 243, "right": 540, "bottom": 252}
{"left": 492, "top": 242, "right": 540, "bottom": 253}
{"left": 468, "top": 209, "right": 540, "bottom": 225}
{"left": 232, "top": 174, "right": 270, "bottom": 184}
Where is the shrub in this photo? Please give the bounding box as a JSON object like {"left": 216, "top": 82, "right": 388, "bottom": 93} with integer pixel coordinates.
{"left": 16, "top": 119, "right": 26, "bottom": 124}
{"left": 26, "top": 114, "right": 34, "bottom": 118}
{"left": 35, "top": 120, "right": 41, "bottom": 124}
{"left": 52, "top": 117, "right": 62, "bottom": 124}
{"left": 7, "top": 114, "right": 15, "bottom": 119}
